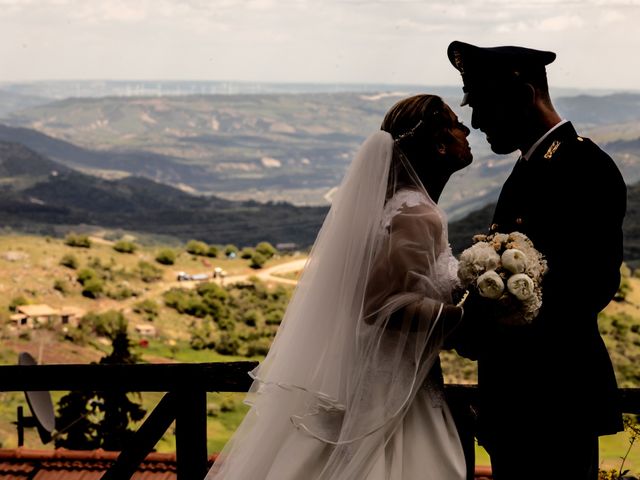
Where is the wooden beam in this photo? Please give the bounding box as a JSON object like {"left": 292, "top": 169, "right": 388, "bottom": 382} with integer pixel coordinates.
{"left": 0, "top": 362, "right": 258, "bottom": 393}
{"left": 102, "top": 392, "right": 177, "bottom": 480}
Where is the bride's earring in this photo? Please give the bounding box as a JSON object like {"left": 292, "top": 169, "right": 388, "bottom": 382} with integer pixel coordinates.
{"left": 437, "top": 144, "right": 446, "bottom": 155}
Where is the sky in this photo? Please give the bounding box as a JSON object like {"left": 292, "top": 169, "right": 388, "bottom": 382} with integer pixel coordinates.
{"left": 1, "top": 0, "right": 639, "bottom": 90}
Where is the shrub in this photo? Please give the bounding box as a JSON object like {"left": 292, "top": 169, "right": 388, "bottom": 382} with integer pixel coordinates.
{"left": 82, "top": 278, "right": 104, "bottom": 298}
{"left": 216, "top": 316, "right": 236, "bottom": 331}
{"left": 53, "top": 279, "right": 69, "bottom": 294}
{"left": 113, "top": 240, "right": 137, "bottom": 254}
{"left": 242, "top": 309, "right": 263, "bottom": 327}
{"left": 190, "top": 321, "right": 217, "bottom": 350}
{"left": 265, "top": 309, "right": 284, "bottom": 325}
{"left": 224, "top": 244, "right": 239, "bottom": 257}
{"left": 220, "top": 398, "right": 237, "bottom": 413}
{"left": 133, "top": 299, "right": 159, "bottom": 320}
{"left": 186, "top": 240, "right": 209, "bottom": 256}
{"left": 255, "top": 241, "right": 277, "bottom": 259}
{"left": 60, "top": 254, "right": 79, "bottom": 269}
{"left": 155, "top": 249, "right": 176, "bottom": 265}
{"left": 9, "top": 296, "right": 28, "bottom": 312}
{"left": 240, "top": 247, "right": 254, "bottom": 259}
{"left": 206, "top": 245, "right": 219, "bottom": 258}
{"left": 65, "top": 233, "right": 92, "bottom": 248}
{"left": 214, "top": 332, "right": 240, "bottom": 355}
{"left": 246, "top": 337, "right": 272, "bottom": 357}
{"left": 107, "top": 284, "right": 136, "bottom": 300}
{"left": 77, "top": 268, "right": 99, "bottom": 285}
{"left": 138, "top": 261, "right": 163, "bottom": 283}
{"left": 250, "top": 252, "right": 266, "bottom": 269}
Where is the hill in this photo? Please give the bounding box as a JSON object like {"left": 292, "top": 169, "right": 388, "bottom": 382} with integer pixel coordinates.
{"left": 3, "top": 92, "right": 639, "bottom": 219}
{"left": 2, "top": 92, "right": 638, "bottom": 219}
{"left": 0, "top": 124, "right": 211, "bottom": 186}
{"left": 0, "top": 142, "right": 327, "bottom": 247}
{"left": 448, "top": 180, "right": 640, "bottom": 268}
{"left": 1, "top": 139, "right": 639, "bottom": 264}
{"left": 0, "top": 232, "right": 638, "bottom": 466}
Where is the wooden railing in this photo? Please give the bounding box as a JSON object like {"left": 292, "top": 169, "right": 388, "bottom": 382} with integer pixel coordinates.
{"left": 2, "top": 361, "right": 639, "bottom": 480}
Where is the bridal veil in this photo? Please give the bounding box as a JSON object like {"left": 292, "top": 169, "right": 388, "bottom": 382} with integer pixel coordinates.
{"left": 207, "top": 128, "right": 455, "bottom": 480}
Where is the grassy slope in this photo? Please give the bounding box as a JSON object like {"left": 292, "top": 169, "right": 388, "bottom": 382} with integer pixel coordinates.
{"left": 0, "top": 235, "right": 639, "bottom": 471}
{"left": 0, "top": 234, "right": 291, "bottom": 451}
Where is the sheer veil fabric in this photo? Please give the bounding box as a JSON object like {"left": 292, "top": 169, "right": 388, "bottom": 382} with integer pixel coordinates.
{"left": 206, "top": 131, "right": 463, "bottom": 480}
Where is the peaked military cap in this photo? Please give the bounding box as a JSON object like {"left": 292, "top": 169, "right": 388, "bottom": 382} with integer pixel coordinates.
{"left": 447, "top": 40, "right": 556, "bottom": 106}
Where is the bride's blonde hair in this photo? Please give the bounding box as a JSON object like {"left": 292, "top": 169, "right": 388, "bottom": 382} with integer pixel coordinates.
{"left": 380, "top": 94, "right": 451, "bottom": 161}
{"left": 380, "top": 94, "right": 450, "bottom": 197}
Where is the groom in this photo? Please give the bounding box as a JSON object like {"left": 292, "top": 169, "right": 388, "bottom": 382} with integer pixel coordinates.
{"left": 446, "top": 41, "right": 627, "bottom": 480}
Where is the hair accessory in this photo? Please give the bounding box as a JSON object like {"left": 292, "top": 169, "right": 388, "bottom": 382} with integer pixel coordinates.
{"left": 394, "top": 119, "right": 424, "bottom": 143}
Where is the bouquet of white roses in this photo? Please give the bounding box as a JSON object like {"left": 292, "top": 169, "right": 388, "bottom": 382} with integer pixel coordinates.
{"left": 457, "top": 231, "right": 548, "bottom": 324}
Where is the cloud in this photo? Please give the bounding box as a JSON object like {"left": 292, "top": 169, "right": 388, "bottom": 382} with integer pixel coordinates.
{"left": 0, "top": 0, "right": 638, "bottom": 89}
{"left": 538, "top": 14, "right": 584, "bottom": 31}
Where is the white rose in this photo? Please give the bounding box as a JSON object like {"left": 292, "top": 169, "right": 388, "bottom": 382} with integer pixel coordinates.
{"left": 507, "top": 273, "right": 535, "bottom": 301}
{"left": 501, "top": 248, "right": 527, "bottom": 274}
{"left": 477, "top": 271, "right": 505, "bottom": 299}
{"left": 458, "top": 242, "right": 501, "bottom": 285}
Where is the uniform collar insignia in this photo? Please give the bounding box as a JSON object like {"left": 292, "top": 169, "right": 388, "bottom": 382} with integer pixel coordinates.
{"left": 543, "top": 140, "right": 561, "bottom": 159}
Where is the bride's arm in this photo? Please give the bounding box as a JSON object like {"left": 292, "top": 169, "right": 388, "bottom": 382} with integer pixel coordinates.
{"left": 364, "top": 201, "right": 463, "bottom": 333}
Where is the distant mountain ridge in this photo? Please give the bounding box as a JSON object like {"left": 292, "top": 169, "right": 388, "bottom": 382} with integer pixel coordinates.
{"left": 1, "top": 140, "right": 638, "bottom": 265}
{"left": 0, "top": 141, "right": 327, "bottom": 246}
{"left": 2, "top": 91, "right": 638, "bottom": 219}
{"left": 0, "top": 124, "right": 212, "bottom": 187}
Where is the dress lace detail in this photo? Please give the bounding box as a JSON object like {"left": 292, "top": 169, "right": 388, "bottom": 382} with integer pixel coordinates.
{"left": 382, "top": 189, "right": 430, "bottom": 230}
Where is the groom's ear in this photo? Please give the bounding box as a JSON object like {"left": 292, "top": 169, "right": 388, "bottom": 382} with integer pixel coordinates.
{"left": 522, "top": 83, "right": 537, "bottom": 107}
{"left": 512, "top": 82, "right": 536, "bottom": 109}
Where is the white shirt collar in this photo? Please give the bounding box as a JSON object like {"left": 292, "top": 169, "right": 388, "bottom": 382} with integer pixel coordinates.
{"left": 521, "top": 119, "right": 569, "bottom": 161}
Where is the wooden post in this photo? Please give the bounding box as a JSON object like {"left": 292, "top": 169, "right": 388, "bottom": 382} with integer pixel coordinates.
{"left": 176, "top": 388, "right": 208, "bottom": 480}
{"left": 16, "top": 406, "right": 24, "bottom": 447}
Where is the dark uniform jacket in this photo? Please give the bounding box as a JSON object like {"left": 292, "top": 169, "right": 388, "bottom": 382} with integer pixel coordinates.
{"left": 462, "top": 121, "right": 627, "bottom": 446}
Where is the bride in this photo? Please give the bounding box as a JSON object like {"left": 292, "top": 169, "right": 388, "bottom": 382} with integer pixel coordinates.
{"left": 206, "top": 94, "right": 473, "bottom": 480}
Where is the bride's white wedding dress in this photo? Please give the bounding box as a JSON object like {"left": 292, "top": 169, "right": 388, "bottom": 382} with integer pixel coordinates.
{"left": 207, "top": 132, "right": 466, "bottom": 480}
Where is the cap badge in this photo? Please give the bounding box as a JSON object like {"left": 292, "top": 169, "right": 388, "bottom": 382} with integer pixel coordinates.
{"left": 453, "top": 50, "right": 465, "bottom": 74}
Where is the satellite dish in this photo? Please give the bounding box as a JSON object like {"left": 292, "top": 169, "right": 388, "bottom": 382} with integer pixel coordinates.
{"left": 18, "top": 352, "right": 56, "bottom": 444}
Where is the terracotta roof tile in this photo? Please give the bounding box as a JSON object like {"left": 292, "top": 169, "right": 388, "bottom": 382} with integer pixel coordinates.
{"left": 0, "top": 448, "right": 199, "bottom": 480}
{"left": 0, "top": 448, "right": 492, "bottom": 479}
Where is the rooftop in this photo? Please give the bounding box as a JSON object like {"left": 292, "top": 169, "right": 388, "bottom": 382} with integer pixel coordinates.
{"left": 0, "top": 448, "right": 492, "bottom": 479}
{"left": 0, "top": 448, "right": 217, "bottom": 480}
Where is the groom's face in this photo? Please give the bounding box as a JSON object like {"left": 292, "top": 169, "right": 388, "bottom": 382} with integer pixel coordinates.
{"left": 468, "top": 88, "right": 524, "bottom": 155}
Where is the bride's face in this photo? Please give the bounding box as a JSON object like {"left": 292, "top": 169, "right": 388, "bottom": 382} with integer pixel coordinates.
{"left": 440, "top": 104, "right": 473, "bottom": 172}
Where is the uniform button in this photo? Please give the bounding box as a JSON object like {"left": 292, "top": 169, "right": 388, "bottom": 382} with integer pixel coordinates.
{"left": 490, "top": 223, "right": 499, "bottom": 231}
{"left": 516, "top": 217, "right": 523, "bottom": 225}
{"left": 577, "top": 136, "right": 584, "bottom": 142}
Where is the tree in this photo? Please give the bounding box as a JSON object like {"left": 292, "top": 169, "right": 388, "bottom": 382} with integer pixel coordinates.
{"left": 55, "top": 319, "right": 146, "bottom": 451}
